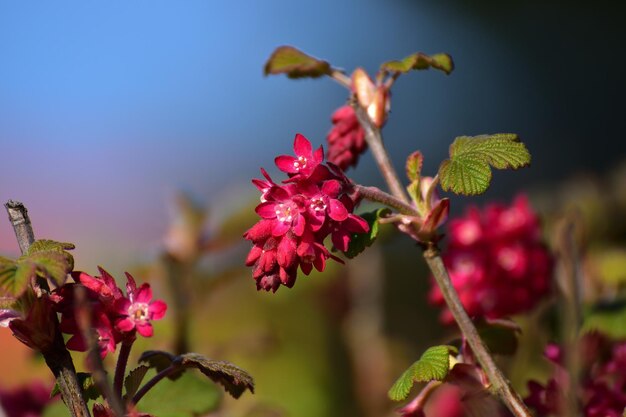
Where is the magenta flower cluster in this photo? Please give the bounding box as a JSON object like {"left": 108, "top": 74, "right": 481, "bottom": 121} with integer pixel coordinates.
{"left": 52, "top": 267, "right": 167, "bottom": 358}
{"left": 429, "top": 195, "right": 553, "bottom": 324}
{"left": 525, "top": 332, "right": 626, "bottom": 417}
{"left": 244, "top": 134, "right": 369, "bottom": 292}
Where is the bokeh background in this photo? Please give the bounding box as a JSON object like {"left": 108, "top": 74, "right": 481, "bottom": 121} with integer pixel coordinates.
{"left": 1, "top": 1, "right": 626, "bottom": 417}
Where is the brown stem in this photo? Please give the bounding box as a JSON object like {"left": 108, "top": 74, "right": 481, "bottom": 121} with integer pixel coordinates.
{"left": 423, "top": 246, "right": 532, "bottom": 417}
{"left": 351, "top": 102, "right": 408, "bottom": 203}
{"left": 354, "top": 185, "right": 418, "bottom": 216}
{"left": 349, "top": 101, "right": 532, "bottom": 416}
{"left": 114, "top": 339, "right": 134, "bottom": 400}
{"left": 163, "top": 254, "right": 192, "bottom": 354}
{"left": 131, "top": 365, "right": 179, "bottom": 405}
{"left": 554, "top": 213, "right": 583, "bottom": 416}
{"left": 329, "top": 69, "right": 352, "bottom": 89}
{"left": 4, "top": 201, "right": 35, "bottom": 254}
{"left": 4, "top": 200, "right": 91, "bottom": 417}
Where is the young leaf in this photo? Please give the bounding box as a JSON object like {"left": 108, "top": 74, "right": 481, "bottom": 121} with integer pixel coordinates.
{"left": 438, "top": 134, "right": 531, "bottom": 196}
{"left": 406, "top": 151, "right": 423, "bottom": 182}
{"left": 177, "top": 353, "right": 255, "bottom": 399}
{"left": 343, "top": 208, "right": 390, "bottom": 259}
{"left": 51, "top": 372, "right": 100, "bottom": 401}
{"left": 139, "top": 350, "right": 178, "bottom": 373}
{"left": 388, "top": 345, "right": 456, "bottom": 401}
{"left": 582, "top": 300, "right": 626, "bottom": 339}
{"left": 264, "top": 46, "right": 332, "bottom": 79}
{"left": 381, "top": 52, "right": 454, "bottom": 75}
{"left": 124, "top": 365, "right": 150, "bottom": 399}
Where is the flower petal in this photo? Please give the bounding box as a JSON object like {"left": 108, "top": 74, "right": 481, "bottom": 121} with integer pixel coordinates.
{"left": 136, "top": 323, "right": 154, "bottom": 338}
{"left": 275, "top": 155, "right": 298, "bottom": 173}
{"left": 149, "top": 300, "right": 167, "bottom": 320}
{"left": 293, "top": 134, "right": 312, "bottom": 157}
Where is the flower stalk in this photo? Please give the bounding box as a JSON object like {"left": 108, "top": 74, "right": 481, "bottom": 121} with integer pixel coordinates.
{"left": 352, "top": 108, "right": 533, "bottom": 417}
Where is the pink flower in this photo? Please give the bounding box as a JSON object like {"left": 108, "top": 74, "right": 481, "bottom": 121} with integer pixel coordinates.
{"left": 274, "top": 134, "right": 324, "bottom": 179}
{"left": 525, "top": 333, "right": 626, "bottom": 417}
{"left": 115, "top": 273, "right": 167, "bottom": 338}
{"left": 429, "top": 194, "right": 552, "bottom": 323}
{"left": 326, "top": 105, "right": 367, "bottom": 170}
{"left": 0, "top": 380, "right": 55, "bottom": 417}
{"left": 244, "top": 133, "right": 369, "bottom": 292}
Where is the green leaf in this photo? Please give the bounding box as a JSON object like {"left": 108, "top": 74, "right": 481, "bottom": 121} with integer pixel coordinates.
{"left": 138, "top": 350, "right": 181, "bottom": 378}
{"left": 343, "top": 208, "right": 390, "bottom": 259}
{"left": 25, "top": 240, "right": 75, "bottom": 254}
{"left": 0, "top": 257, "right": 20, "bottom": 296}
{"left": 438, "top": 134, "right": 531, "bottom": 196}
{"left": 264, "top": 46, "right": 332, "bottom": 79}
{"left": 582, "top": 300, "right": 626, "bottom": 339}
{"left": 406, "top": 151, "right": 423, "bottom": 182}
{"left": 124, "top": 365, "right": 150, "bottom": 400}
{"left": 381, "top": 52, "right": 454, "bottom": 75}
{"left": 177, "top": 353, "right": 255, "bottom": 399}
{"left": 137, "top": 370, "right": 221, "bottom": 417}
{"left": 388, "top": 345, "right": 456, "bottom": 401}
{"left": 51, "top": 372, "right": 100, "bottom": 401}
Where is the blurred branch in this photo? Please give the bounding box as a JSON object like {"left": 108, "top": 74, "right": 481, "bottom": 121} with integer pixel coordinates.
{"left": 4, "top": 200, "right": 91, "bottom": 417}
{"left": 554, "top": 210, "right": 584, "bottom": 416}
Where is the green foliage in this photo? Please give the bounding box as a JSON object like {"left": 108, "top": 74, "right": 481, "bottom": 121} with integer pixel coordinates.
{"left": 51, "top": 373, "right": 100, "bottom": 401}
{"left": 264, "top": 46, "right": 332, "bottom": 79}
{"left": 0, "top": 240, "right": 75, "bottom": 297}
{"left": 388, "top": 345, "right": 457, "bottom": 401}
{"left": 124, "top": 365, "right": 150, "bottom": 400}
{"left": 406, "top": 151, "right": 423, "bottom": 183}
{"left": 438, "top": 134, "right": 531, "bottom": 195}
{"left": 381, "top": 52, "right": 454, "bottom": 75}
{"left": 137, "top": 371, "right": 221, "bottom": 417}
{"left": 582, "top": 300, "right": 626, "bottom": 339}
{"left": 139, "top": 350, "right": 254, "bottom": 399}
{"left": 343, "top": 208, "right": 390, "bottom": 259}
{"left": 177, "top": 353, "right": 255, "bottom": 399}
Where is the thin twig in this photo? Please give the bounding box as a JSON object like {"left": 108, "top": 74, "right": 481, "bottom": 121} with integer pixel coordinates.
{"left": 74, "top": 285, "right": 126, "bottom": 417}
{"left": 4, "top": 201, "right": 35, "bottom": 254}
{"left": 329, "top": 69, "right": 352, "bottom": 89}
{"left": 351, "top": 103, "right": 408, "bottom": 202}
{"left": 423, "top": 246, "right": 532, "bottom": 417}
{"left": 554, "top": 212, "right": 583, "bottom": 416}
{"left": 354, "top": 185, "right": 418, "bottom": 216}
{"left": 131, "top": 365, "right": 179, "bottom": 405}
{"left": 4, "top": 200, "right": 91, "bottom": 417}
{"left": 348, "top": 109, "right": 533, "bottom": 416}
{"left": 114, "top": 339, "right": 134, "bottom": 400}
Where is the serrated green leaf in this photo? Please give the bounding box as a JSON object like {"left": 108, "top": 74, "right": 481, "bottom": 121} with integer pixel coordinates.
{"left": 343, "top": 208, "right": 390, "bottom": 259}
{"left": 264, "top": 46, "right": 332, "bottom": 79}
{"left": 26, "top": 240, "right": 75, "bottom": 254}
{"left": 138, "top": 350, "right": 180, "bottom": 378}
{"left": 137, "top": 371, "right": 221, "bottom": 417}
{"left": 0, "top": 257, "right": 20, "bottom": 296}
{"left": 381, "top": 52, "right": 454, "bottom": 75}
{"left": 438, "top": 134, "right": 531, "bottom": 196}
{"left": 21, "top": 251, "right": 72, "bottom": 287}
{"left": 177, "top": 353, "right": 254, "bottom": 399}
{"left": 388, "top": 345, "right": 456, "bottom": 401}
{"left": 406, "top": 151, "right": 423, "bottom": 182}
{"left": 51, "top": 372, "right": 100, "bottom": 401}
{"left": 124, "top": 365, "right": 150, "bottom": 399}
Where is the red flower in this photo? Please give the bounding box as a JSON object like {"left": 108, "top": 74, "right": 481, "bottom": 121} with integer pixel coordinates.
{"left": 274, "top": 134, "right": 324, "bottom": 179}
{"left": 245, "top": 134, "right": 369, "bottom": 292}
{"left": 429, "top": 195, "right": 552, "bottom": 323}
{"left": 326, "top": 105, "right": 367, "bottom": 170}
{"left": 115, "top": 273, "right": 167, "bottom": 338}
{"left": 0, "top": 381, "right": 55, "bottom": 417}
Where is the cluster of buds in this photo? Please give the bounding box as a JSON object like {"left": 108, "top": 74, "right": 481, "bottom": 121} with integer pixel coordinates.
{"left": 429, "top": 195, "right": 553, "bottom": 324}
{"left": 326, "top": 68, "right": 389, "bottom": 171}
{"left": 525, "top": 332, "right": 626, "bottom": 417}
{"left": 52, "top": 268, "right": 167, "bottom": 357}
{"left": 244, "top": 134, "right": 369, "bottom": 292}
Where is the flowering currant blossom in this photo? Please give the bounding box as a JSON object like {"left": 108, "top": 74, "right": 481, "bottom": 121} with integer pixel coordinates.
{"left": 525, "top": 332, "right": 626, "bottom": 417}
{"left": 52, "top": 268, "right": 167, "bottom": 357}
{"left": 244, "top": 134, "right": 369, "bottom": 292}
{"left": 429, "top": 195, "right": 553, "bottom": 324}
{"left": 326, "top": 106, "right": 367, "bottom": 170}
